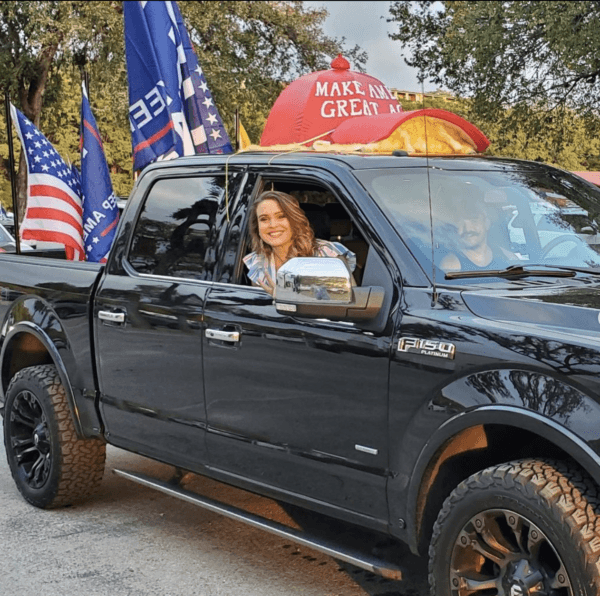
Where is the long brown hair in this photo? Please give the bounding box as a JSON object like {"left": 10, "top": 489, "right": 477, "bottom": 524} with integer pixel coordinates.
{"left": 249, "top": 190, "right": 318, "bottom": 258}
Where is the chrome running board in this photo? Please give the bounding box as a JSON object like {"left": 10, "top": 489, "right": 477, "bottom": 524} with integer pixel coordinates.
{"left": 114, "top": 468, "right": 403, "bottom": 580}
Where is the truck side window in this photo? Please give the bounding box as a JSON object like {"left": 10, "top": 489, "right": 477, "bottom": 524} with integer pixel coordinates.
{"left": 128, "top": 176, "right": 223, "bottom": 280}
{"left": 279, "top": 184, "right": 370, "bottom": 285}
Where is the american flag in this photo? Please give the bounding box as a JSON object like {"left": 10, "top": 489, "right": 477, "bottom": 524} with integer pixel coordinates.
{"left": 10, "top": 105, "right": 84, "bottom": 260}
{"left": 124, "top": 0, "right": 232, "bottom": 172}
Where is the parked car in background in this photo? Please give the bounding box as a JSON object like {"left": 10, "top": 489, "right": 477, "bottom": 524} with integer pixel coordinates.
{"left": 0, "top": 220, "right": 34, "bottom": 252}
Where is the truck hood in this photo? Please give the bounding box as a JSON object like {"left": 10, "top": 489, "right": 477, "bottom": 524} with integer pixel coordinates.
{"left": 461, "top": 283, "right": 600, "bottom": 336}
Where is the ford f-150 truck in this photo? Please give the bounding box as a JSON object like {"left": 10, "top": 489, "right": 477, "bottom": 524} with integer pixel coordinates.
{"left": 3, "top": 150, "right": 600, "bottom": 595}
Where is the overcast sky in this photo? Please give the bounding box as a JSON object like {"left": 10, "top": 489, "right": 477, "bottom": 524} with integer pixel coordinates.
{"left": 304, "top": 1, "right": 436, "bottom": 92}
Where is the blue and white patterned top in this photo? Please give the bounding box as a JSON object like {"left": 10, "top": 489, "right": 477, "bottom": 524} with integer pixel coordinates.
{"left": 243, "top": 240, "right": 356, "bottom": 294}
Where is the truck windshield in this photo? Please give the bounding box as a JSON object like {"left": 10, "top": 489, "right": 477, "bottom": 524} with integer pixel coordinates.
{"left": 355, "top": 166, "right": 600, "bottom": 283}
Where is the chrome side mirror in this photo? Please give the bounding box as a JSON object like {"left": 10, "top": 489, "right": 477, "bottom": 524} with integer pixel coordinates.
{"left": 274, "top": 257, "right": 384, "bottom": 321}
{"left": 275, "top": 257, "right": 352, "bottom": 304}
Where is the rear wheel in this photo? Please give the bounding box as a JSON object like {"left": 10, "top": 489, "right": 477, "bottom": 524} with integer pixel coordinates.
{"left": 429, "top": 459, "right": 600, "bottom": 595}
{"left": 3, "top": 364, "right": 106, "bottom": 508}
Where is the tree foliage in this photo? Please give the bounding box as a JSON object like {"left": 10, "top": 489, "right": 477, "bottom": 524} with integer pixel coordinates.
{"left": 0, "top": 1, "right": 124, "bottom": 214}
{"left": 0, "top": 1, "right": 120, "bottom": 123}
{"left": 388, "top": 1, "right": 600, "bottom": 164}
{"left": 389, "top": 1, "right": 600, "bottom": 113}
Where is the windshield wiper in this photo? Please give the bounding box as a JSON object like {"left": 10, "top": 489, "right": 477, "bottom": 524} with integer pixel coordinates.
{"left": 445, "top": 265, "right": 577, "bottom": 280}
{"left": 535, "top": 264, "right": 600, "bottom": 276}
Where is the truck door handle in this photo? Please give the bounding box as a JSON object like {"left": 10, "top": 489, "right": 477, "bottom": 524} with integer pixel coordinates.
{"left": 98, "top": 310, "right": 126, "bottom": 324}
{"left": 205, "top": 329, "right": 240, "bottom": 342}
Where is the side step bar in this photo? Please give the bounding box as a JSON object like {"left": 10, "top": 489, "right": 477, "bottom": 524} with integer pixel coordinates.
{"left": 114, "top": 469, "right": 403, "bottom": 580}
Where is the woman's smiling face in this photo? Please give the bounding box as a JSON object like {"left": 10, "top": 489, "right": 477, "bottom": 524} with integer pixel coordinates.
{"left": 256, "top": 199, "right": 293, "bottom": 252}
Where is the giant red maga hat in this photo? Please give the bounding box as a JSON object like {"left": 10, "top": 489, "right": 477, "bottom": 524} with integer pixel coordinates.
{"left": 260, "top": 55, "right": 402, "bottom": 146}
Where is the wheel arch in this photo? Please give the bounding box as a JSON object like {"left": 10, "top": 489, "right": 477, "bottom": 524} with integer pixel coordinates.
{"left": 406, "top": 406, "right": 600, "bottom": 556}
{"left": 1, "top": 320, "right": 84, "bottom": 437}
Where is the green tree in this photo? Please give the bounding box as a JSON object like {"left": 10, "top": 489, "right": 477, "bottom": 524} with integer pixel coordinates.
{"left": 388, "top": 1, "right": 600, "bottom": 168}
{"left": 0, "top": 1, "right": 124, "bottom": 215}
{"left": 39, "top": 69, "right": 134, "bottom": 198}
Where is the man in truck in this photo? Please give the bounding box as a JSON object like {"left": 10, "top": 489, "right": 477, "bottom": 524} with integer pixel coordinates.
{"left": 440, "top": 192, "right": 518, "bottom": 272}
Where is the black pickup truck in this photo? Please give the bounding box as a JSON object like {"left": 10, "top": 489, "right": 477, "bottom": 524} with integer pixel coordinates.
{"left": 3, "top": 151, "right": 600, "bottom": 595}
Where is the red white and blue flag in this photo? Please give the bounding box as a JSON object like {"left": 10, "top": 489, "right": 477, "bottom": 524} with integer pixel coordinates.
{"left": 80, "top": 83, "right": 119, "bottom": 263}
{"left": 123, "top": 0, "right": 232, "bottom": 172}
{"left": 10, "top": 104, "right": 85, "bottom": 260}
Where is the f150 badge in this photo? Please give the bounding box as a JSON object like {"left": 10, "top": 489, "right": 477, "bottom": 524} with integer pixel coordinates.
{"left": 398, "top": 337, "right": 456, "bottom": 360}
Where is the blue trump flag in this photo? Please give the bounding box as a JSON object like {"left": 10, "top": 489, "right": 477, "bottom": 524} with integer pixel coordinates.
{"left": 172, "top": 2, "right": 233, "bottom": 155}
{"left": 80, "top": 82, "right": 119, "bottom": 262}
{"left": 123, "top": 0, "right": 232, "bottom": 172}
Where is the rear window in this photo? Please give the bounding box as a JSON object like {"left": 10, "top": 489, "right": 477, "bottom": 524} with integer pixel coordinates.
{"left": 128, "top": 176, "right": 227, "bottom": 279}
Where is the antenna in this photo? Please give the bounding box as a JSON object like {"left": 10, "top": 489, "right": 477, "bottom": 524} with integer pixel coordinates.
{"left": 422, "top": 76, "right": 438, "bottom": 306}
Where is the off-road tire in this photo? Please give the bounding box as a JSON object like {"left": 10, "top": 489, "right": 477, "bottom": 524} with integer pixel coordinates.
{"left": 429, "top": 459, "right": 600, "bottom": 596}
{"left": 3, "top": 364, "right": 106, "bottom": 508}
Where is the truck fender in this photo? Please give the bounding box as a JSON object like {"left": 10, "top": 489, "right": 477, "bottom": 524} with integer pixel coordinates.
{"left": 400, "top": 370, "right": 600, "bottom": 554}
{"left": 0, "top": 303, "right": 84, "bottom": 437}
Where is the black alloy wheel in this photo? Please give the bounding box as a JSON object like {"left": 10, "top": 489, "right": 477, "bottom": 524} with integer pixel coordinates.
{"left": 3, "top": 364, "right": 106, "bottom": 508}
{"left": 450, "top": 508, "right": 570, "bottom": 594}
{"left": 428, "top": 459, "right": 600, "bottom": 596}
{"left": 8, "top": 387, "right": 53, "bottom": 490}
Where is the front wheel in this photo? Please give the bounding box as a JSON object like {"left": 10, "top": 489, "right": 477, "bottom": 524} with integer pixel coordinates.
{"left": 3, "top": 364, "right": 106, "bottom": 508}
{"left": 429, "top": 459, "right": 600, "bottom": 596}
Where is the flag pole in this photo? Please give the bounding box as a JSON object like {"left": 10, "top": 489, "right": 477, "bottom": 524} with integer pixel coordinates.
{"left": 235, "top": 107, "right": 240, "bottom": 152}
{"left": 83, "top": 69, "right": 90, "bottom": 96}
{"left": 4, "top": 91, "right": 21, "bottom": 255}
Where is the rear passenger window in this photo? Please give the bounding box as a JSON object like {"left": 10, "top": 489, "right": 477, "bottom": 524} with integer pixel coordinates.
{"left": 128, "top": 176, "right": 225, "bottom": 279}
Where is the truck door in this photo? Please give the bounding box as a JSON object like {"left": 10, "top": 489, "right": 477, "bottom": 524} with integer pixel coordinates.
{"left": 202, "top": 176, "right": 397, "bottom": 525}
{"left": 94, "top": 170, "right": 245, "bottom": 470}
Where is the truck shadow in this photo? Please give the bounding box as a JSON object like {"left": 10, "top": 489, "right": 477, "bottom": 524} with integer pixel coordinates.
{"left": 91, "top": 447, "right": 429, "bottom": 595}
{"left": 275, "top": 501, "right": 429, "bottom": 595}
